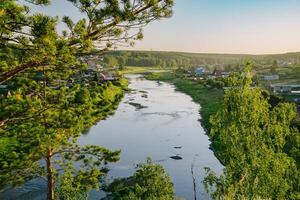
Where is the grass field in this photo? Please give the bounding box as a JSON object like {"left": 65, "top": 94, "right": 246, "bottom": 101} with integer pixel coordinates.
{"left": 119, "top": 66, "right": 171, "bottom": 75}
{"left": 257, "top": 66, "right": 300, "bottom": 87}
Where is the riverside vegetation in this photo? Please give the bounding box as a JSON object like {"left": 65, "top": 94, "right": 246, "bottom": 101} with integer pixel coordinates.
{"left": 146, "top": 62, "right": 300, "bottom": 199}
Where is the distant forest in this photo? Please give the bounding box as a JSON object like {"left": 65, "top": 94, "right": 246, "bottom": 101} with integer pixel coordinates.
{"left": 102, "top": 50, "right": 300, "bottom": 71}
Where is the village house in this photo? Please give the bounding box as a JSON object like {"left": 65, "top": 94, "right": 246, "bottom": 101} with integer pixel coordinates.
{"left": 221, "top": 71, "right": 230, "bottom": 77}
{"left": 270, "top": 84, "right": 300, "bottom": 95}
{"left": 87, "top": 60, "right": 104, "bottom": 72}
{"left": 210, "top": 69, "right": 230, "bottom": 78}
{"left": 99, "top": 73, "right": 119, "bottom": 83}
{"left": 262, "top": 75, "right": 279, "bottom": 81}
{"left": 212, "top": 69, "right": 222, "bottom": 77}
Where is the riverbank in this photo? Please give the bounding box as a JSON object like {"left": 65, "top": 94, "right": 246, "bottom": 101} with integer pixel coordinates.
{"left": 145, "top": 72, "right": 223, "bottom": 132}
{"left": 119, "top": 66, "right": 171, "bottom": 75}
{"left": 145, "top": 72, "right": 225, "bottom": 166}
{"left": 82, "top": 78, "right": 129, "bottom": 129}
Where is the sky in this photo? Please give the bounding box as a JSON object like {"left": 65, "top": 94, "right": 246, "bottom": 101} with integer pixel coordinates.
{"left": 21, "top": 0, "right": 300, "bottom": 54}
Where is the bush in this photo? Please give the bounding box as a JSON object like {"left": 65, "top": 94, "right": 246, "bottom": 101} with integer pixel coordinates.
{"left": 105, "top": 158, "right": 178, "bottom": 200}
{"left": 74, "top": 88, "right": 90, "bottom": 104}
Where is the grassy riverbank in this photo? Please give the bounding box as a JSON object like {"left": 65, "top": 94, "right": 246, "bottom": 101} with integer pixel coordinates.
{"left": 145, "top": 72, "right": 223, "bottom": 132}
{"left": 90, "top": 79, "right": 128, "bottom": 122}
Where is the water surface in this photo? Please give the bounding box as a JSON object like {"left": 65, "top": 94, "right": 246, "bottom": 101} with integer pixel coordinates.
{"left": 79, "top": 74, "right": 223, "bottom": 199}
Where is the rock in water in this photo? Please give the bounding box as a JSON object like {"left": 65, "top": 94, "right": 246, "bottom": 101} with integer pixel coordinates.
{"left": 170, "top": 155, "right": 183, "bottom": 160}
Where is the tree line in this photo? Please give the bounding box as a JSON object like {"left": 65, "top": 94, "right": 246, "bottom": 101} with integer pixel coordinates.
{"left": 103, "top": 50, "right": 300, "bottom": 71}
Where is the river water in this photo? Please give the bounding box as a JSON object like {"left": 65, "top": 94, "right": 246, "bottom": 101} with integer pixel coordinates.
{"left": 79, "top": 74, "right": 223, "bottom": 199}
{"left": 0, "top": 74, "right": 222, "bottom": 200}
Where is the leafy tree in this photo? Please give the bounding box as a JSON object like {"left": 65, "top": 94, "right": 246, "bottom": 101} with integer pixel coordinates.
{"left": 104, "top": 56, "right": 118, "bottom": 68}
{"left": 118, "top": 56, "right": 126, "bottom": 70}
{"left": 75, "top": 87, "right": 90, "bottom": 104}
{"left": 204, "top": 63, "right": 300, "bottom": 199}
{"left": 0, "top": 82, "right": 126, "bottom": 199}
{"left": 269, "top": 60, "right": 278, "bottom": 74}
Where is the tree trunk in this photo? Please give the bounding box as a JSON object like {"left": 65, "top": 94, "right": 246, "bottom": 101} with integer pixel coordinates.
{"left": 46, "top": 149, "right": 54, "bottom": 200}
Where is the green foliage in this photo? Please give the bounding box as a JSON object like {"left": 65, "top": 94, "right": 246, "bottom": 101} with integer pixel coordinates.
{"left": 206, "top": 79, "right": 225, "bottom": 89}
{"left": 0, "top": 81, "right": 126, "bottom": 191}
{"left": 0, "top": 0, "right": 173, "bottom": 199}
{"left": 285, "top": 127, "right": 300, "bottom": 167}
{"left": 75, "top": 88, "right": 90, "bottom": 104}
{"left": 104, "top": 56, "right": 118, "bottom": 68}
{"left": 54, "top": 144, "right": 121, "bottom": 199}
{"left": 204, "top": 64, "right": 300, "bottom": 199}
{"left": 0, "top": 0, "right": 174, "bottom": 82}
{"left": 118, "top": 57, "right": 126, "bottom": 70}
{"left": 104, "top": 51, "right": 242, "bottom": 69}
{"left": 105, "top": 158, "right": 178, "bottom": 200}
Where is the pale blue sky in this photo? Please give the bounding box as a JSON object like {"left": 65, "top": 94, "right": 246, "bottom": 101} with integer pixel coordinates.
{"left": 20, "top": 0, "right": 300, "bottom": 54}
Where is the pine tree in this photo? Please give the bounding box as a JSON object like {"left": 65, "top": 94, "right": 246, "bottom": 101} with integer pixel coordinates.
{"left": 0, "top": 0, "right": 174, "bottom": 199}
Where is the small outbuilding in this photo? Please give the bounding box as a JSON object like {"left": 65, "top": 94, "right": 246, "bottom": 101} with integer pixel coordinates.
{"left": 270, "top": 84, "right": 300, "bottom": 94}
{"left": 262, "top": 75, "right": 279, "bottom": 81}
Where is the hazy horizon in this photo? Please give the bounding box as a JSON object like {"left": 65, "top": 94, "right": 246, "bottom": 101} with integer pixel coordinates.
{"left": 21, "top": 0, "right": 300, "bottom": 54}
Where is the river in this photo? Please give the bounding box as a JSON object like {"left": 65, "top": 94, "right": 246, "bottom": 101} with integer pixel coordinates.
{"left": 79, "top": 74, "right": 222, "bottom": 199}
{"left": 0, "top": 74, "right": 222, "bottom": 200}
